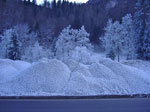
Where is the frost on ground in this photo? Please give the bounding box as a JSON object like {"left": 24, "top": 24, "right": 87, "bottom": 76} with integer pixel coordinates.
{"left": 0, "top": 58, "right": 150, "bottom": 96}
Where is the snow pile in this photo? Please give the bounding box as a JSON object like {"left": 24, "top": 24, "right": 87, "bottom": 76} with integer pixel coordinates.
{"left": 0, "top": 59, "right": 31, "bottom": 83}
{"left": 64, "top": 59, "right": 91, "bottom": 77}
{"left": 63, "top": 59, "right": 150, "bottom": 95}
{"left": 0, "top": 58, "right": 150, "bottom": 96}
{"left": 89, "top": 63, "right": 116, "bottom": 79}
{"left": 0, "top": 92, "right": 64, "bottom": 96}
{"left": 64, "top": 72, "right": 92, "bottom": 95}
{"left": 88, "top": 62, "right": 131, "bottom": 94}
{"left": 0, "top": 59, "right": 70, "bottom": 94}
{"left": 122, "top": 60, "right": 150, "bottom": 74}
{"left": 64, "top": 71, "right": 129, "bottom": 95}
{"left": 100, "top": 59, "right": 150, "bottom": 94}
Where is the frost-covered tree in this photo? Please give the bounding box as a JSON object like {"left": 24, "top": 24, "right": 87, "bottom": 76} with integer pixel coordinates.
{"left": 102, "top": 15, "right": 137, "bottom": 61}
{"left": 101, "top": 19, "right": 123, "bottom": 62}
{"left": 22, "top": 41, "right": 53, "bottom": 62}
{"left": 0, "top": 29, "right": 14, "bottom": 58}
{"left": 13, "top": 24, "right": 37, "bottom": 54}
{"left": 22, "top": 41, "right": 44, "bottom": 62}
{"left": 122, "top": 14, "right": 136, "bottom": 60}
{"left": 71, "top": 46, "right": 92, "bottom": 64}
{"left": 55, "top": 25, "right": 92, "bottom": 60}
{"left": 0, "top": 24, "right": 38, "bottom": 59}
{"left": 7, "top": 32, "right": 20, "bottom": 60}
{"left": 76, "top": 26, "right": 92, "bottom": 48}
{"left": 101, "top": 20, "right": 114, "bottom": 60}
{"left": 134, "top": 0, "right": 150, "bottom": 60}
{"left": 106, "top": 48, "right": 116, "bottom": 60}
{"left": 0, "top": 35, "right": 2, "bottom": 42}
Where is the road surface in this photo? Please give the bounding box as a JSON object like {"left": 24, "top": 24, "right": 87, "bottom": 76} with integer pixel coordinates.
{"left": 0, "top": 98, "right": 150, "bottom": 112}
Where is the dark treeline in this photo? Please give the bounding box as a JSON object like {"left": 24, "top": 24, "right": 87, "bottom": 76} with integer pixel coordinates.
{"left": 0, "top": 0, "right": 137, "bottom": 45}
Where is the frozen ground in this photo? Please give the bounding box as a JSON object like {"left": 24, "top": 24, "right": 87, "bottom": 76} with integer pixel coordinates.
{"left": 0, "top": 57, "right": 150, "bottom": 96}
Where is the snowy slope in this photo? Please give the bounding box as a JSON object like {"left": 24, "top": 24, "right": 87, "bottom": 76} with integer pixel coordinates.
{"left": 0, "top": 59, "right": 70, "bottom": 95}
{"left": 0, "top": 59, "right": 31, "bottom": 83}
{"left": 0, "top": 58, "right": 150, "bottom": 96}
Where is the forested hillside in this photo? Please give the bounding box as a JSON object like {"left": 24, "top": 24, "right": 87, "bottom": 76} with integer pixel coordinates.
{"left": 0, "top": 0, "right": 150, "bottom": 62}
{"left": 0, "top": 0, "right": 137, "bottom": 44}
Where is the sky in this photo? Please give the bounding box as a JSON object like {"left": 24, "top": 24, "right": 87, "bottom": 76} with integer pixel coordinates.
{"left": 36, "top": 0, "right": 88, "bottom": 5}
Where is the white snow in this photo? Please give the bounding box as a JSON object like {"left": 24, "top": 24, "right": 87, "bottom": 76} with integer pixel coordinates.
{"left": 0, "top": 58, "right": 150, "bottom": 96}
{"left": 0, "top": 59, "right": 71, "bottom": 95}
{"left": 0, "top": 59, "right": 31, "bottom": 83}
{"left": 63, "top": 59, "right": 91, "bottom": 77}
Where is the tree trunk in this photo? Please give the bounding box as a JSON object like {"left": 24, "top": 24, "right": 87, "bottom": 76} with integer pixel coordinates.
{"left": 117, "top": 46, "right": 120, "bottom": 62}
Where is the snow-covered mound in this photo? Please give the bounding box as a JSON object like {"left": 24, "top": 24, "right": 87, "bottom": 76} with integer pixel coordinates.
{"left": 64, "top": 72, "right": 92, "bottom": 95}
{"left": 89, "top": 63, "right": 116, "bottom": 79}
{"left": 63, "top": 62, "right": 131, "bottom": 96}
{"left": 63, "top": 71, "right": 130, "bottom": 95}
{"left": 100, "top": 59, "right": 150, "bottom": 94}
{"left": 0, "top": 59, "right": 70, "bottom": 94}
{"left": 89, "top": 62, "right": 131, "bottom": 94}
{"left": 0, "top": 59, "right": 31, "bottom": 83}
{"left": 122, "top": 60, "right": 150, "bottom": 74}
{"left": 0, "top": 58, "right": 150, "bottom": 96}
{"left": 64, "top": 59, "right": 91, "bottom": 77}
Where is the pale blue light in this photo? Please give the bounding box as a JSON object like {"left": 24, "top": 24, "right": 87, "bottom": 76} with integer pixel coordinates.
{"left": 36, "top": 0, "right": 88, "bottom": 5}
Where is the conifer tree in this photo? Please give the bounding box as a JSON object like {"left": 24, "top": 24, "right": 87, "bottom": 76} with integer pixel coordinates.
{"left": 134, "top": 0, "right": 150, "bottom": 60}
{"left": 122, "top": 14, "right": 136, "bottom": 60}
{"left": 8, "top": 32, "right": 20, "bottom": 60}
